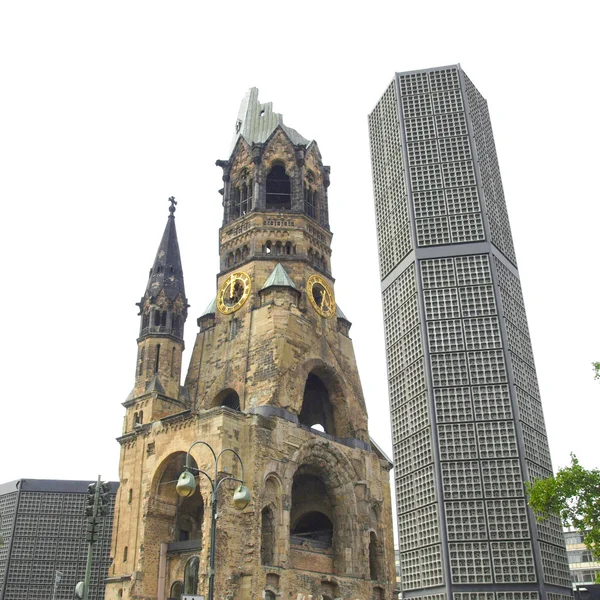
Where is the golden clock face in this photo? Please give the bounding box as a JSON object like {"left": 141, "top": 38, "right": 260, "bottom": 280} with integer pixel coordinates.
{"left": 217, "top": 271, "right": 251, "bottom": 315}
{"left": 306, "top": 274, "right": 335, "bottom": 318}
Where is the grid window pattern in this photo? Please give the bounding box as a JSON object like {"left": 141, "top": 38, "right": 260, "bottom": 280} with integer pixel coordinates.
{"left": 434, "top": 387, "right": 473, "bottom": 422}
{"left": 472, "top": 385, "right": 512, "bottom": 421}
{"left": 481, "top": 460, "right": 524, "bottom": 499}
{"left": 1, "top": 488, "right": 116, "bottom": 600}
{"left": 540, "top": 542, "right": 572, "bottom": 587}
{"left": 449, "top": 542, "right": 492, "bottom": 584}
{"left": 445, "top": 501, "right": 487, "bottom": 540}
{"left": 486, "top": 499, "right": 530, "bottom": 540}
{"left": 372, "top": 68, "right": 572, "bottom": 597}
{"left": 441, "top": 461, "right": 482, "bottom": 500}
{"left": 399, "top": 503, "right": 440, "bottom": 551}
{"left": 369, "top": 82, "right": 411, "bottom": 278}
{"left": 438, "top": 423, "right": 478, "bottom": 461}
{"left": 491, "top": 541, "right": 536, "bottom": 583}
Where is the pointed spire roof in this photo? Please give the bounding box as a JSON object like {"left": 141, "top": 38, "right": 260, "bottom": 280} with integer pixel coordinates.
{"left": 261, "top": 263, "right": 298, "bottom": 291}
{"left": 145, "top": 197, "right": 186, "bottom": 301}
{"left": 230, "top": 88, "right": 311, "bottom": 155}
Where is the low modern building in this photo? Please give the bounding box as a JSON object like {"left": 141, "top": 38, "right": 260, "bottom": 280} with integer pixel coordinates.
{"left": 0, "top": 479, "right": 117, "bottom": 600}
{"left": 564, "top": 530, "right": 600, "bottom": 588}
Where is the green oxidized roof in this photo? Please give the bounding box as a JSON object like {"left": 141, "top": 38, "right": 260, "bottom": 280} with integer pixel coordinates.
{"left": 199, "top": 297, "right": 216, "bottom": 317}
{"left": 230, "top": 88, "right": 310, "bottom": 155}
{"left": 262, "top": 263, "right": 298, "bottom": 291}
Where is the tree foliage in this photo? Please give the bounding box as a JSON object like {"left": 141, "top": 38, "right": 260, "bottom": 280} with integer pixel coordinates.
{"left": 594, "top": 361, "right": 600, "bottom": 381}
{"left": 527, "top": 455, "right": 600, "bottom": 561}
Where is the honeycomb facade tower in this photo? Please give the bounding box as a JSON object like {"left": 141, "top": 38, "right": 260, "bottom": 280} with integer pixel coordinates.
{"left": 368, "top": 66, "right": 572, "bottom": 600}
{"left": 105, "top": 89, "right": 395, "bottom": 600}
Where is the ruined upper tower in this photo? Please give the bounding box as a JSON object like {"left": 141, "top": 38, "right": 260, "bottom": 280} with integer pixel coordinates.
{"left": 107, "top": 90, "right": 395, "bottom": 600}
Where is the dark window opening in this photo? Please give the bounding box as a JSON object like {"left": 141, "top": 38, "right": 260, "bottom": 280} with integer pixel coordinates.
{"left": 242, "top": 245, "right": 249, "bottom": 260}
{"left": 161, "top": 311, "right": 167, "bottom": 327}
{"left": 123, "top": 546, "right": 128, "bottom": 562}
{"left": 304, "top": 188, "right": 316, "bottom": 218}
{"left": 285, "top": 242, "right": 292, "bottom": 255}
{"left": 299, "top": 374, "right": 335, "bottom": 435}
{"left": 291, "top": 511, "right": 333, "bottom": 546}
{"left": 266, "top": 164, "right": 291, "bottom": 210}
{"left": 261, "top": 506, "right": 275, "bottom": 565}
{"left": 232, "top": 188, "right": 241, "bottom": 219}
{"left": 138, "top": 348, "right": 145, "bottom": 376}
{"left": 128, "top": 489, "right": 132, "bottom": 504}
{"left": 138, "top": 410, "right": 143, "bottom": 424}
{"left": 171, "top": 347, "right": 175, "bottom": 377}
{"left": 369, "top": 531, "right": 382, "bottom": 580}
{"left": 154, "top": 344, "right": 161, "bottom": 373}
{"left": 172, "top": 315, "right": 181, "bottom": 337}
{"left": 142, "top": 313, "right": 149, "bottom": 330}
{"left": 215, "top": 389, "right": 241, "bottom": 411}
{"left": 184, "top": 556, "right": 199, "bottom": 595}
{"left": 264, "top": 241, "right": 272, "bottom": 255}
{"left": 275, "top": 241, "right": 282, "bottom": 255}
{"left": 153, "top": 310, "right": 161, "bottom": 326}
{"left": 170, "top": 581, "right": 183, "bottom": 600}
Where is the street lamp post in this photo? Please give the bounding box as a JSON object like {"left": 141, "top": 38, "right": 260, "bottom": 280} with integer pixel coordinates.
{"left": 176, "top": 441, "right": 251, "bottom": 600}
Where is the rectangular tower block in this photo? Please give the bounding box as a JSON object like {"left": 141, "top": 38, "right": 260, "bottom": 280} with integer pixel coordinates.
{"left": 368, "top": 65, "right": 572, "bottom": 600}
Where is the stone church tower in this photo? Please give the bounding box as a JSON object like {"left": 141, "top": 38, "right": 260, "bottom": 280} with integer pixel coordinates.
{"left": 106, "top": 89, "right": 395, "bottom": 600}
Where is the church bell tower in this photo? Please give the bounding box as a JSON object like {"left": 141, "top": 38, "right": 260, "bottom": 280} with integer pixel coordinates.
{"left": 106, "top": 89, "right": 395, "bottom": 600}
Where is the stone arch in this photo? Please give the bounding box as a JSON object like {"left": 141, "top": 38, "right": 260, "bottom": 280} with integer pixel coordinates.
{"left": 212, "top": 388, "right": 241, "bottom": 411}
{"left": 149, "top": 452, "right": 204, "bottom": 544}
{"left": 284, "top": 439, "right": 360, "bottom": 575}
{"left": 290, "top": 359, "right": 353, "bottom": 438}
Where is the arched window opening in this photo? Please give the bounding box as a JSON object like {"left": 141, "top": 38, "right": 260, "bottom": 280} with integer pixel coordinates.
{"left": 266, "top": 164, "right": 291, "bottom": 210}
{"left": 133, "top": 412, "right": 139, "bottom": 426}
{"left": 299, "top": 374, "right": 335, "bottom": 435}
{"left": 138, "top": 348, "right": 145, "bottom": 376}
{"left": 154, "top": 344, "right": 161, "bottom": 373}
{"left": 142, "top": 313, "right": 149, "bottom": 330}
{"left": 264, "top": 592, "right": 276, "bottom": 600}
{"left": 232, "top": 187, "right": 241, "bottom": 219}
{"left": 169, "top": 581, "right": 183, "bottom": 600}
{"left": 214, "top": 389, "right": 241, "bottom": 411}
{"left": 285, "top": 242, "right": 292, "bottom": 255}
{"left": 153, "top": 310, "right": 161, "bottom": 326}
{"left": 291, "top": 510, "right": 333, "bottom": 547}
{"left": 161, "top": 311, "right": 167, "bottom": 327}
{"left": 275, "top": 241, "right": 282, "bottom": 256}
{"left": 227, "top": 253, "right": 233, "bottom": 267}
{"left": 234, "top": 249, "right": 241, "bottom": 263}
{"left": 265, "top": 241, "right": 272, "bottom": 255}
{"left": 369, "top": 531, "right": 382, "bottom": 580}
{"left": 183, "top": 556, "right": 199, "bottom": 595}
{"left": 138, "top": 410, "right": 143, "bottom": 424}
{"left": 242, "top": 245, "right": 249, "bottom": 260}
{"left": 304, "top": 187, "right": 316, "bottom": 218}
{"left": 291, "top": 470, "right": 333, "bottom": 549}
{"left": 154, "top": 453, "right": 203, "bottom": 545}
{"left": 261, "top": 506, "right": 275, "bottom": 565}
{"left": 171, "top": 347, "right": 176, "bottom": 377}
{"left": 172, "top": 315, "right": 181, "bottom": 337}
{"left": 308, "top": 248, "right": 314, "bottom": 263}
{"left": 247, "top": 179, "right": 253, "bottom": 211}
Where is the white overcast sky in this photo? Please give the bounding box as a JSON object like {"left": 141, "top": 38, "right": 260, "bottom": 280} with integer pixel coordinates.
{"left": 0, "top": 1, "right": 598, "bottom": 487}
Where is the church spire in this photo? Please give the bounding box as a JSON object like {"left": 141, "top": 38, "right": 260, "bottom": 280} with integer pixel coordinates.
{"left": 132, "top": 199, "right": 189, "bottom": 402}
{"left": 145, "top": 196, "right": 186, "bottom": 302}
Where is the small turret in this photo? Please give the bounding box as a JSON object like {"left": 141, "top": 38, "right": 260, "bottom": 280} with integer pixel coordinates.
{"left": 129, "top": 198, "right": 189, "bottom": 418}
